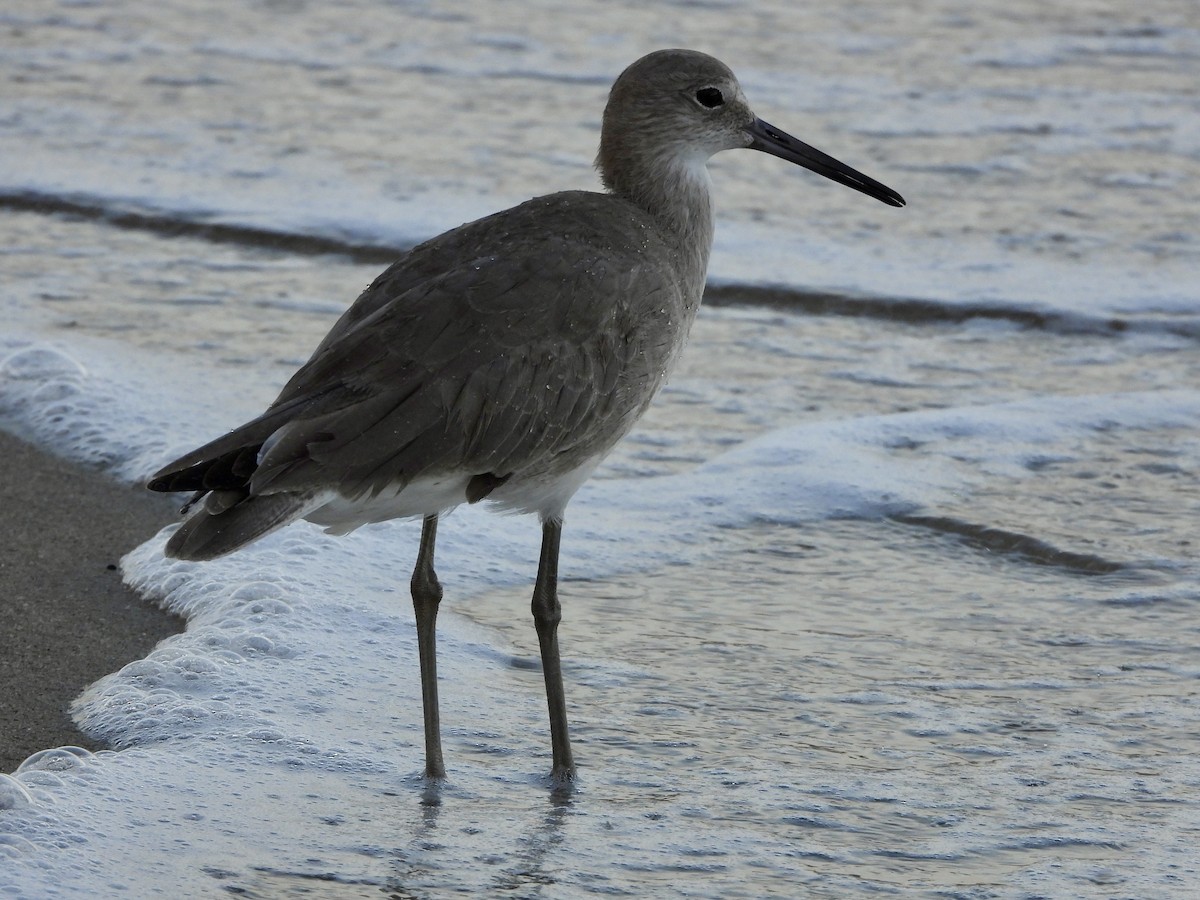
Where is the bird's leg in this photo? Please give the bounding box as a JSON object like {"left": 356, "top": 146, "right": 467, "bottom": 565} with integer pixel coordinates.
{"left": 532, "top": 517, "right": 576, "bottom": 782}
{"left": 411, "top": 514, "right": 446, "bottom": 779}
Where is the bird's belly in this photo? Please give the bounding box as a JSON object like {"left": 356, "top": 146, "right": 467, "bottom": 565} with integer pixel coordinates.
{"left": 485, "top": 456, "right": 604, "bottom": 520}
{"left": 300, "top": 449, "right": 606, "bottom": 535}
{"left": 303, "top": 475, "right": 472, "bottom": 535}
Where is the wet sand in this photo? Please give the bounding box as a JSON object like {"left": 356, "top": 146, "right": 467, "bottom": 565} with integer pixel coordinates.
{"left": 0, "top": 429, "right": 183, "bottom": 772}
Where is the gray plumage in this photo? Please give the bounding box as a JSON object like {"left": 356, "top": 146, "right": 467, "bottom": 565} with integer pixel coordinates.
{"left": 152, "top": 192, "right": 693, "bottom": 552}
{"left": 148, "top": 49, "right": 903, "bottom": 780}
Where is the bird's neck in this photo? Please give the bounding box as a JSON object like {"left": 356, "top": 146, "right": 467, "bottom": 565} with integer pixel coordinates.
{"left": 601, "top": 151, "right": 715, "bottom": 301}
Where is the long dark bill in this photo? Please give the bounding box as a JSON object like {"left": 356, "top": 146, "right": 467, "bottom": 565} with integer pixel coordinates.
{"left": 745, "top": 117, "right": 905, "bottom": 208}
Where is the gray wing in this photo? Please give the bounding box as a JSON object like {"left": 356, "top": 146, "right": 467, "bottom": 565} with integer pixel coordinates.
{"left": 150, "top": 192, "right": 685, "bottom": 503}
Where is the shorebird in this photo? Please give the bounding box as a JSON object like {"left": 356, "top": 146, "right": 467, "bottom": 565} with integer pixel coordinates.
{"left": 148, "top": 49, "right": 904, "bottom": 783}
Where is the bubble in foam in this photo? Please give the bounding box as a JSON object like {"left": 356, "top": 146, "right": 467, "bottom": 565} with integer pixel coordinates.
{"left": 0, "top": 774, "right": 35, "bottom": 812}
{"left": 0, "top": 832, "right": 38, "bottom": 858}
{"left": 15, "top": 747, "right": 95, "bottom": 775}
{"left": 0, "top": 346, "right": 88, "bottom": 383}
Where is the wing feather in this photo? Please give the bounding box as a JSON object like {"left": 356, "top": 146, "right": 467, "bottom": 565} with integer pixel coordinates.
{"left": 151, "top": 191, "right": 690, "bottom": 517}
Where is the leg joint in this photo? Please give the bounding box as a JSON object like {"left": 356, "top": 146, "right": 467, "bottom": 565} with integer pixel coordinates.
{"left": 531, "top": 581, "right": 560, "bottom": 629}
{"left": 411, "top": 566, "right": 442, "bottom": 599}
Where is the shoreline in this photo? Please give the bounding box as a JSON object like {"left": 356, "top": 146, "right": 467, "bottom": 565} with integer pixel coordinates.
{"left": 0, "top": 429, "right": 184, "bottom": 772}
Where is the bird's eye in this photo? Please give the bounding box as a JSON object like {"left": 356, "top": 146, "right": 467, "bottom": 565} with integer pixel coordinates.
{"left": 694, "top": 87, "right": 724, "bottom": 109}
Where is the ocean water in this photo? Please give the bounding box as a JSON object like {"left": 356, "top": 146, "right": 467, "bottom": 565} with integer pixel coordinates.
{"left": 2, "top": 0, "right": 1199, "bottom": 897}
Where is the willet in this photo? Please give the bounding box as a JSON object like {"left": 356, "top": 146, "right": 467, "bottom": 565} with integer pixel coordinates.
{"left": 148, "top": 49, "right": 904, "bottom": 783}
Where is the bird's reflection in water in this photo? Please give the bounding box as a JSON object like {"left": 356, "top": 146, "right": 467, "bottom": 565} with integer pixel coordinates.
{"left": 381, "top": 778, "right": 574, "bottom": 898}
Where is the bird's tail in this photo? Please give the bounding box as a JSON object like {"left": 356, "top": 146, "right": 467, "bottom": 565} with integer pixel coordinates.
{"left": 165, "top": 492, "right": 317, "bottom": 561}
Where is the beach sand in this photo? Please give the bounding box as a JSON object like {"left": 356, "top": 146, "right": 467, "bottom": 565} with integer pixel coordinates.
{"left": 0, "top": 429, "right": 184, "bottom": 772}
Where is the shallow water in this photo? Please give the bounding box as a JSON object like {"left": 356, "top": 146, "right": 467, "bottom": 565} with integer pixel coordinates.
{"left": 2, "top": 0, "right": 1199, "bottom": 897}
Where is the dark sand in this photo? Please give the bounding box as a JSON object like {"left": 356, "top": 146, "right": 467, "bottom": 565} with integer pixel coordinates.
{"left": 0, "top": 429, "right": 184, "bottom": 772}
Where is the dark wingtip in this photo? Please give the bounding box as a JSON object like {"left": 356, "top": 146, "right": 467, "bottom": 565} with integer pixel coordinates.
{"left": 146, "top": 473, "right": 173, "bottom": 492}
{"left": 146, "top": 463, "right": 204, "bottom": 494}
